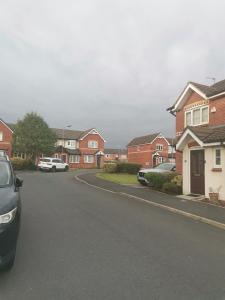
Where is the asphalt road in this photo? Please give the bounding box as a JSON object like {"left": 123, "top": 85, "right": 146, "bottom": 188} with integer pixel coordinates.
{"left": 0, "top": 171, "right": 225, "bottom": 300}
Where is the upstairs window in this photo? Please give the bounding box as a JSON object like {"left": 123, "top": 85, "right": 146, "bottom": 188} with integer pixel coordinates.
{"left": 156, "top": 144, "right": 163, "bottom": 151}
{"left": 0, "top": 131, "right": 3, "bottom": 141}
{"left": 185, "top": 106, "right": 209, "bottom": 127}
{"left": 88, "top": 140, "right": 98, "bottom": 148}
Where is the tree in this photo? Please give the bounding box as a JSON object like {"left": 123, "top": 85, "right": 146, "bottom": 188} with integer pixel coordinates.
{"left": 13, "top": 112, "right": 57, "bottom": 161}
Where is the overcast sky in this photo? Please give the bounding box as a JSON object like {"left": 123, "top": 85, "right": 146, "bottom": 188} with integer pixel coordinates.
{"left": 0, "top": 1, "right": 224, "bottom": 147}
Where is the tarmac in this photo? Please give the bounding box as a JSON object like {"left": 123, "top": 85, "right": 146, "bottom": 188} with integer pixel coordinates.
{"left": 76, "top": 171, "right": 225, "bottom": 228}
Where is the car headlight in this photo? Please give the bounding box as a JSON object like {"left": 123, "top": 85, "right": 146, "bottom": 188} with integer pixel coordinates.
{"left": 0, "top": 207, "right": 17, "bottom": 224}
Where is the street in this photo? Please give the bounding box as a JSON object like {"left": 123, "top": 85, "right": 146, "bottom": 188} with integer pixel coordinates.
{"left": 0, "top": 171, "right": 225, "bottom": 300}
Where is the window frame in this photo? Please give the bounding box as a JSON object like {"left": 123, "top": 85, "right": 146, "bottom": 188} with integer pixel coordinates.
{"left": 88, "top": 140, "right": 98, "bottom": 149}
{"left": 69, "top": 155, "right": 80, "bottom": 163}
{"left": 156, "top": 144, "right": 163, "bottom": 151}
{"left": 185, "top": 105, "right": 209, "bottom": 127}
{"left": 214, "top": 148, "right": 222, "bottom": 168}
{"left": 0, "top": 131, "right": 3, "bottom": 141}
{"left": 84, "top": 155, "right": 94, "bottom": 163}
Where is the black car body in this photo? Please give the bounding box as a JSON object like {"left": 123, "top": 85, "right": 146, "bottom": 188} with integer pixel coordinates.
{"left": 0, "top": 156, "right": 23, "bottom": 270}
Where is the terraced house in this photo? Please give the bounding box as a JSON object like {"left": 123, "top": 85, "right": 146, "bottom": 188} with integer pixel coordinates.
{"left": 168, "top": 79, "right": 225, "bottom": 201}
{"left": 52, "top": 128, "right": 105, "bottom": 169}
{"left": 127, "top": 133, "right": 175, "bottom": 168}
{"left": 0, "top": 119, "right": 13, "bottom": 157}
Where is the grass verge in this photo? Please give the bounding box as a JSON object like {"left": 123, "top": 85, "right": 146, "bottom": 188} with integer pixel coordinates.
{"left": 96, "top": 173, "right": 138, "bottom": 185}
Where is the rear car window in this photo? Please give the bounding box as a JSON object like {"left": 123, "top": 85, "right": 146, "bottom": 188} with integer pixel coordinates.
{"left": 40, "top": 159, "right": 51, "bottom": 162}
{"left": 0, "top": 161, "right": 12, "bottom": 187}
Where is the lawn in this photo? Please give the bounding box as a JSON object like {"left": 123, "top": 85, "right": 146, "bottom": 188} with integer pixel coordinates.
{"left": 96, "top": 173, "right": 138, "bottom": 185}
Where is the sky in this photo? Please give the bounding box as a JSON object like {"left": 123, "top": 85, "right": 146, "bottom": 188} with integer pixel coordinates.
{"left": 0, "top": 0, "right": 225, "bottom": 147}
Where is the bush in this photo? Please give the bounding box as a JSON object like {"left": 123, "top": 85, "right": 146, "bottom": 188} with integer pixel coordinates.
{"left": 11, "top": 157, "right": 36, "bottom": 170}
{"left": 171, "top": 175, "right": 182, "bottom": 187}
{"left": 103, "top": 163, "right": 117, "bottom": 173}
{"left": 116, "top": 162, "right": 142, "bottom": 174}
{"left": 162, "top": 182, "right": 182, "bottom": 194}
{"left": 144, "top": 172, "right": 178, "bottom": 190}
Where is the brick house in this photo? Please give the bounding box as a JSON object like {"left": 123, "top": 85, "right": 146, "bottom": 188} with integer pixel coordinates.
{"left": 104, "top": 149, "right": 127, "bottom": 162}
{"left": 127, "top": 133, "right": 175, "bottom": 167}
{"left": 52, "top": 128, "right": 105, "bottom": 169}
{"left": 0, "top": 119, "right": 13, "bottom": 157}
{"left": 168, "top": 79, "right": 225, "bottom": 200}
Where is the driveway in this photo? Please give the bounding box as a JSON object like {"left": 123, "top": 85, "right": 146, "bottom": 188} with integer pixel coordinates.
{"left": 0, "top": 171, "right": 225, "bottom": 300}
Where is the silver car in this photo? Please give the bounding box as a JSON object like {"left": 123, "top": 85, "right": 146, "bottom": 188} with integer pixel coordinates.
{"left": 137, "top": 163, "right": 176, "bottom": 185}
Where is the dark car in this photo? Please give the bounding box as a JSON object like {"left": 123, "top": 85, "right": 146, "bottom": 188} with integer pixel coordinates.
{"left": 0, "top": 156, "right": 23, "bottom": 270}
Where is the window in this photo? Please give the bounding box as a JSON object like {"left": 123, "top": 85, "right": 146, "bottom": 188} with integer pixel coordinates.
{"left": 88, "top": 141, "right": 98, "bottom": 148}
{"left": 215, "top": 148, "right": 222, "bottom": 167}
{"left": 84, "top": 155, "right": 94, "bottom": 163}
{"left": 185, "top": 106, "right": 209, "bottom": 127}
{"left": 186, "top": 111, "right": 191, "bottom": 126}
{"left": 156, "top": 144, "right": 163, "bottom": 151}
{"left": 158, "top": 157, "right": 163, "bottom": 164}
{"left": 66, "top": 140, "right": 76, "bottom": 148}
{"left": 69, "top": 155, "right": 80, "bottom": 163}
{"left": 0, "top": 131, "right": 3, "bottom": 141}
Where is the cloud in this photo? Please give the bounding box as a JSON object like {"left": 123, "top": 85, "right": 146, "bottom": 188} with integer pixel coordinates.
{"left": 0, "top": 0, "right": 224, "bottom": 146}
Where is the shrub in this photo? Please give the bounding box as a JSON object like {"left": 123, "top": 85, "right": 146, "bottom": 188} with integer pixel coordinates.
{"left": 11, "top": 157, "right": 36, "bottom": 170}
{"left": 116, "top": 162, "right": 142, "bottom": 174}
{"left": 171, "top": 175, "right": 182, "bottom": 187}
{"left": 162, "top": 182, "right": 182, "bottom": 194}
{"left": 103, "top": 163, "right": 117, "bottom": 173}
{"left": 144, "top": 172, "right": 178, "bottom": 190}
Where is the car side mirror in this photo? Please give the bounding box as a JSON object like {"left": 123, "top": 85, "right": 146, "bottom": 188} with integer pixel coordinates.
{"left": 15, "top": 176, "right": 23, "bottom": 188}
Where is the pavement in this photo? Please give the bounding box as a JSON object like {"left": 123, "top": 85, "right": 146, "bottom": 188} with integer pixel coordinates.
{"left": 0, "top": 170, "right": 225, "bottom": 300}
{"left": 77, "top": 171, "right": 225, "bottom": 226}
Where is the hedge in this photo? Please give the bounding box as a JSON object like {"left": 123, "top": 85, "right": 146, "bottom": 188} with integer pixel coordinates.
{"left": 144, "top": 172, "right": 178, "bottom": 190}
{"left": 115, "top": 162, "right": 142, "bottom": 174}
{"left": 162, "top": 182, "right": 182, "bottom": 194}
{"left": 103, "top": 163, "right": 117, "bottom": 173}
{"left": 11, "top": 157, "right": 36, "bottom": 170}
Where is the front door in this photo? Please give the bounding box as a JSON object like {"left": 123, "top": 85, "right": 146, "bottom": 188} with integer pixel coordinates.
{"left": 190, "top": 150, "right": 205, "bottom": 195}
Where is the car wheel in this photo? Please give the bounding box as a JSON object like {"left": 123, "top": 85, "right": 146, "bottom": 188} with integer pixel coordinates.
{"left": 64, "top": 166, "right": 69, "bottom": 172}
{"left": 52, "top": 166, "right": 56, "bottom": 172}
{"left": 139, "top": 181, "right": 147, "bottom": 186}
{"left": 0, "top": 252, "right": 16, "bottom": 272}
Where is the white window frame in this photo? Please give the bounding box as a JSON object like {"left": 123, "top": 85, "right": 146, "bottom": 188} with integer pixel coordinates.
{"left": 0, "top": 131, "right": 3, "bottom": 141}
{"left": 185, "top": 105, "right": 209, "bottom": 127}
{"left": 158, "top": 156, "right": 163, "bottom": 164}
{"left": 84, "top": 155, "right": 94, "bottom": 163}
{"left": 69, "top": 155, "right": 80, "bottom": 163}
{"left": 156, "top": 144, "right": 163, "bottom": 151}
{"left": 88, "top": 140, "right": 98, "bottom": 149}
{"left": 214, "top": 148, "right": 222, "bottom": 168}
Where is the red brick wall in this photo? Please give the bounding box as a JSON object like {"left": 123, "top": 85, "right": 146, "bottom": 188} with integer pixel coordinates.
{"left": 175, "top": 92, "right": 225, "bottom": 174}
{"left": 0, "top": 121, "right": 13, "bottom": 157}
{"left": 128, "top": 137, "right": 171, "bottom": 167}
{"left": 79, "top": 134, "right": 104, "bottom": 151}
{"left": 209, "top": 96, "right": 225, "bottom": 125}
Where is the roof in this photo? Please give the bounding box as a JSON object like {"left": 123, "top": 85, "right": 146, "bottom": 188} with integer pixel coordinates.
{"left": 191, "top": 125, "right": 225, "bottom": 143}
{"left": 51, "top": 128, "right": 85, "bottom": 140}
{"left": 55, "top": 146, "right": 81, "bottom": 155}
{"left": 127, "top": 133, "right": 160, "bottom": 147}
{"left": 104, "top": 148, "right": 127, "bottom": 155}
{"left": 165, "top": 138, "right": 176, "bottom": 146}
{"left": 176, "top": 124, "right": 225, "bottom": 151}
{"left": 168, "top": 79, "right": 225, "bottom": 113}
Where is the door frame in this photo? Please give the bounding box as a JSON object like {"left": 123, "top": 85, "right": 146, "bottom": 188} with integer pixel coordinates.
{"left": 190, "top": 148, "right": 205, "bottom": 195}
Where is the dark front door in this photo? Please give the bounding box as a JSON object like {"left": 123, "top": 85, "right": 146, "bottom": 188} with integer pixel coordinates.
{"left": 190, "top": 150, "right": 205, "bottom": 195}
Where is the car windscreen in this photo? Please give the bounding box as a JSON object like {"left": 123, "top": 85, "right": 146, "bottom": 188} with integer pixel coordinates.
{"left": 0, "top": 161, "right": 12, "bottom": 187}
{"left": 40, "top": 159, "right": 51, "bottom": 162}
{"left": 155, "top": 163, "right": 174, "bottom": 171}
